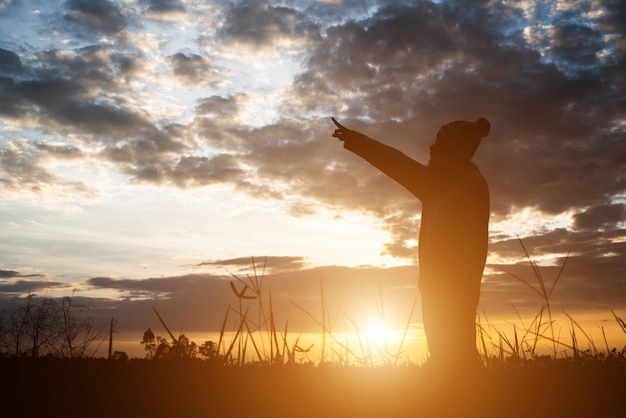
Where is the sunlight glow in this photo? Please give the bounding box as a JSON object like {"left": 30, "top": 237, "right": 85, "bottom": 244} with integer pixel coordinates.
{"left": 365, "top": 321, "right": 390, "bottom": 346}
{"left": 487, "top": 251, "right": 573, "bottom": 267}
{"left": 490, "top": 207, "right": 574, "bottom": 240}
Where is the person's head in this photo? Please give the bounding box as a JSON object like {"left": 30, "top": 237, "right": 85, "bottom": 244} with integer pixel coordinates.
{"left": 429, "top": 117, "right": 490, "bottom": 167}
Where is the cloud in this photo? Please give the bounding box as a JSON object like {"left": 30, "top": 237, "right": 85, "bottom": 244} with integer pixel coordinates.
{"left": 573, "top": 203, "right": 626, "bottom": 232}
{"left": 168, "top": 53, "right": 222, "bottom": 86}
{"left": 145, "top": 0, "right": 185, "bottom": 15}
{"left": 0, "top": 269, "right": 66, "bottom": 295}
{"left": 83, "top": 265, "right": 421, "bottom": 333}
{"left": 0, "top": 279, "right": 69, "bottom": 294}
{"left": 0, "top": 48, "right": 22, "bottom": 74}
{"left": 195, "top": 256, "right": 308, "bottom": 272}
{"left": 64, "top": 0, "right": 127, "bottom": 34}
{"left": 196, "top": 95, "right": 241, "bottom": 116}
{"left": 218, "top": 1, "right": 320, "bottom": 51}
{"left": 0, "top": 0, "right": 625, "bottom": 333}
{"left": 59, "top": 251, "right": 626, "bottom": 336}
{"left": 0, "top": 270, "right": 19, "bottom": 279}
{"left": 0, "top": 139, "right": 94, "bottom": 199}
{"left": 266, "top": 0, "right": 626, "bottom": 262}
{"left": 0, "top": 45, "right": 156, "bottom": 141}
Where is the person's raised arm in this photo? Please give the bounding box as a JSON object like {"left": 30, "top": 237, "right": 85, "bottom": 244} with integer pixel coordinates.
{"left": 331, "top": 117, "right": 430, "bottom": 200}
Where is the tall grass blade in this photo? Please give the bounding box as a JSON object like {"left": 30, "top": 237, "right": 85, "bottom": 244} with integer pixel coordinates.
{"left": 502, "top": 268, "right": 544, "bottom": 298}
{"left": 517, "top": 237, "right": 547, "bottom": 298}
{"left": 152, "top": 306, "right": 178, "bottom": 343}
{"left": 320, "top": 279, "right": 327, "bottom": 363}
{"left": 564, "top": 311, "right": 596, "bottom": 355}
{"left": 217, "top": 306, "right": 231, "bottom": 356}
{"left": 547, "top": 254, "right": 569, "bottom": 299}
{"left": 612, "top": 309, "right": 626, "bottom": 334}
{"left": 393, "top": 297, "right": 417, "bottom": 365}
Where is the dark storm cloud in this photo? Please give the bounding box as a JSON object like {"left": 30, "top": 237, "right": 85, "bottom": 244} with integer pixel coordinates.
{"left": 64, "top": 0, "right": 127, "bottom": 34}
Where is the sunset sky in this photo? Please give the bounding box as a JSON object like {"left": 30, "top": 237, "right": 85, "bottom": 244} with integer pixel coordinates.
{"left": 1, "top": 0, "right": 625, "bottom": 356}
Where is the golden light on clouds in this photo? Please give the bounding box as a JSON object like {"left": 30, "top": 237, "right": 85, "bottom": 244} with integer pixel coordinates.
{"left": 0, "top": 0, "right": 624, "bottom": 356}
{"left": 490, "top": 207, "right": 575, "bottom": 239}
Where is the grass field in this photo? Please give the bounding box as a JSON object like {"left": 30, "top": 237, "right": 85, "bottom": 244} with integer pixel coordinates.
{"left": 4, "top": 250, "right": 626, "bottom": 417}
{"left": 4, "top": 356, "right": 626, "bottom": 418}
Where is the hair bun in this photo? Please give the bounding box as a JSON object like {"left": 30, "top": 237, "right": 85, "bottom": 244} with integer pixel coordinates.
{"left": 475, "top": 117, "right": 490, "bottom": 138}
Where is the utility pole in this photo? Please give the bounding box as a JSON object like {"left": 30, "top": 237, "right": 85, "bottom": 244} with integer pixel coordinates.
{"left": 108, "top": 317, "right": 114, "bottom": 360}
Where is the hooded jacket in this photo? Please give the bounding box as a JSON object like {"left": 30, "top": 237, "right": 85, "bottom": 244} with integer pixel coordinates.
{"left": 343, "top": 133, "right": 489, "bottom": 305}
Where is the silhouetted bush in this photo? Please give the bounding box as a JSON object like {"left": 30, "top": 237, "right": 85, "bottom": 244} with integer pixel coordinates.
{"left": 0, "top": 293, "right": 107, "bottom": 358}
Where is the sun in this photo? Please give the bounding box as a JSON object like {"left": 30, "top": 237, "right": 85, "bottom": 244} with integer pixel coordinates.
{"left": 365, "top": 321, "right": 390, "bottom": 346}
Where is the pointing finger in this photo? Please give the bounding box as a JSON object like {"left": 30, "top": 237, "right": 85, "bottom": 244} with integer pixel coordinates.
{"left": 331, "top": 117, "right": 347, "bottom": 130}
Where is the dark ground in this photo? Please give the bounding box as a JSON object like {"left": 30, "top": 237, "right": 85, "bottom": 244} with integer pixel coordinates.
{"left": 3, "top": 358, "right": 626, "bottom": 418}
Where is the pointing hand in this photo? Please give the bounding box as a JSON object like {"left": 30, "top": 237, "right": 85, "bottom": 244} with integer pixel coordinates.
{"left": 331, "top": 117, "right": 351, "bottom": 141}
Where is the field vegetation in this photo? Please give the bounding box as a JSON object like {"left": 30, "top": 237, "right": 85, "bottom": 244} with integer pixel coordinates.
{"left": 2, "top": 246, "right": 625, "bottom": 417}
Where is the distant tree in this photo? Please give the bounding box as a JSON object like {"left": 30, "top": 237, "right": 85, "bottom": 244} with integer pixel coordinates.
{"left": 0, "top": 293, "right": 106, "bottom": 358}
{"left": 154, "top": 335, "right": 170, "bottom": 359}
{"left": 140, "top": 330, "right": 200, "bottom": 359}
{"left": 169, "top": 334, "right": 197, "bottom": 359}
{"left": 1, "top": 294, "right": 41, "bottom": 356}
{"left": 141, "top": 328, "right": 157, "bottom": 359}
{"left": 199, "top": 340, "right": 218, "bottom": 360}
{"left": 199, "top": 340, "right": 227, "bottom": 364}
{"left": 51, "top": 294, "right": 107, "bottom": 358}
{"left": 23, "top": 295, "right": 56, "bottom": 358}
{"left": 110, "top": 350, "right": 129, "bottom": 362}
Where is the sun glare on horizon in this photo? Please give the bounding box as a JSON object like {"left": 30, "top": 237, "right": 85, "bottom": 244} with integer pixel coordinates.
{"left": 365, "top": 320, "right": 392, "bottom": 346}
